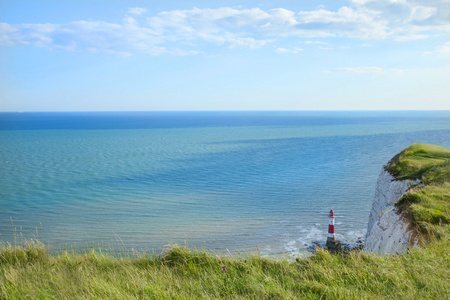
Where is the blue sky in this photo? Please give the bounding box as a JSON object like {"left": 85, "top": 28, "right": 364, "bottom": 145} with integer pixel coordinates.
{"left": 1, "top": 0, "right": 449, "bottom": 111}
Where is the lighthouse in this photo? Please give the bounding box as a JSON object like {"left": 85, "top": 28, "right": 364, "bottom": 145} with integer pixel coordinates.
{"left": 326, "top": 209, "right": 341, "bottom": 253}
{"left": 328, "top": 209, "right": 336, "bottom": 241}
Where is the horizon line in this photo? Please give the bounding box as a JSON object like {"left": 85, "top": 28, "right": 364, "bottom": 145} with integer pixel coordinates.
{"left": 1, "top": 109, "right": 450, "bottom": 113}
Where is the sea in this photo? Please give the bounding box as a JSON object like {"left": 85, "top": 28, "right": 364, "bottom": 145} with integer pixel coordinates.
{"left": 1, "top": 111, "right": 449, "bottom": 257}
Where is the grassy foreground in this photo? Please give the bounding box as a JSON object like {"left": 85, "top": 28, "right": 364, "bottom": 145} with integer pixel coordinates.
{"left": 1, "top": 240, "right": 450, "bottom": 299}
{"left": 1, "top": 143, "right": 449, "bottom": 299}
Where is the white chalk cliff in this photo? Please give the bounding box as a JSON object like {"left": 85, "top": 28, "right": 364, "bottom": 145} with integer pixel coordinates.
{"left": 365, "top": 168, "right": 419, "bottom": 255}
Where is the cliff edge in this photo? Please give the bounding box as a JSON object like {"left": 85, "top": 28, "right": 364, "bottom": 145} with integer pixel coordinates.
{"left": 365, "top": 143, "right": 450, "bottom": 255}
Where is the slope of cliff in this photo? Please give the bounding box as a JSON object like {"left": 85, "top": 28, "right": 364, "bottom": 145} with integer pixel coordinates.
{"left": 365, "top": 143, "right": 450, "bottom": 255}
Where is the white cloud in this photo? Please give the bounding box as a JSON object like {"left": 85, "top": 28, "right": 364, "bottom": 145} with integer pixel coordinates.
{"left": 394, "top": 33, "right": 428, "bottom": 41}
{"left": 349, "top": 0, "right": 450, "bottom": 41}
{"left": 276, "top": 47, "right": 290, "bottom": 53}
{"left": 127, "top": 7, "right": 147, "bottom": 16}
{"left": 409, "top": 6, "right": 437, "bottom": 21}
{"left": 436, "top": 41, "right": 450, "bottom": 54}
{"left": 0, "top": 22, "right": 17, "bottom": 33}
{"left": 0, "top": 23, "right": 19, "bottom": 45}
{"left": 1, "top": 2, "right": 450, "bottom": 56}
{"left": 275, "top": 47, "right": 303, "bottom": 54}
{"left": 304, "top": 41, "right": 327, "bottom": 45}
{"left": 228, "top": 37, "right": 270, "bottom": 48}
{"left": 352, "top": 1, "right": 449, "bottom": 25}
{"left": 423, "top": 41, "right": 450, "bottom": 57}
{"left": 335, "top": 67, "right": 404, "bottom": 74}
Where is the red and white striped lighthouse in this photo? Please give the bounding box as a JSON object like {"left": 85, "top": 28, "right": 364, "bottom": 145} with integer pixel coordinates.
{"left": 328, "top": 209, "right": 335, "bottom": 241}
{"left": 326, "top": 209, "right": 341, "bottom": 252}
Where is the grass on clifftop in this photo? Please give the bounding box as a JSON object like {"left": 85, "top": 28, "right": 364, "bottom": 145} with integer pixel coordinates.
{"left": 390, "top": 144, "right": 450, "bottom": 240}
{"left": 387, "top": 143, "right": 450, "bottom": 181}
{"left": 1, "top": 240, "right": 450, "bottom": 299}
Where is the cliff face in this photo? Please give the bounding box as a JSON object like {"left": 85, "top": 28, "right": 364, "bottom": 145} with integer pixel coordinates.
{"left": 365, "top": 143, "right": 450, "bottom": 255}
{"left": 365, "top": 169, "right": 419, "bottom": 255}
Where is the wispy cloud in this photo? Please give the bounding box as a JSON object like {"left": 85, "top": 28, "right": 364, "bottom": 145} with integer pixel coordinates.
{"left": 275, "top": 47, "right": 303, "bottom": 54}
{"left": 335, "top": 67, "right": 404, "bottom": 74}
{"left": 349, "top": 0, "right": 450, "bottom": 40}
{"left": 127, "top": 7, "right": 148, "bottom": 16}
{"left": 303, "top": 41, "right": 328, "bottom": 45}
{"left": 424, "top": 41, "right": 450, "bottom": 57}
{"left": 1, "top": 1, "right": 449, "bottom": 56}
{"left": 436, "top": 41, "right": 450, "bottom": 54}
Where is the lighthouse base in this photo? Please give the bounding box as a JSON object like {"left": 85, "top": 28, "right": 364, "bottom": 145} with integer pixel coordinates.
{"left": 326, "top": 237, "right": 341, "bottom": 253}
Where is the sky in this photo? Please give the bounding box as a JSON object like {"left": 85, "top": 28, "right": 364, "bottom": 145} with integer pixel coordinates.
{"left": 1, "top": 0, "right": 450, "bottom": 111}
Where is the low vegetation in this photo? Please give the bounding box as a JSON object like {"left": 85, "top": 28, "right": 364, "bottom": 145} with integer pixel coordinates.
{"left": 1, "top": 239, "right": 449, "bottom": 299}
{"left": 387, "top": 143, "right": 450, "bottom": 181}
{"left": 390, "top": 144, "right": 450, "bottom": 240}
{"left": 1, "top": 143, "right": 449, "bottom": 299}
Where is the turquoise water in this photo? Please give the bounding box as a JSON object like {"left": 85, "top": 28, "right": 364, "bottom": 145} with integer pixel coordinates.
{"left": 1, "top": 111, "right": 449, "bottom": 256}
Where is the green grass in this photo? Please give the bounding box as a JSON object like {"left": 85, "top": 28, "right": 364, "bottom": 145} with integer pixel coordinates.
{"left": 389, "top": 144, "right": 450, "bottom": 240}
{"left": 2, "top": 143, "right": 450, "bottom": 299}
{"left": 1, "top": 240, "right": 450, "bottom": 299}
{"left": 387, "top": 143, "right": 450, "bottom": 181}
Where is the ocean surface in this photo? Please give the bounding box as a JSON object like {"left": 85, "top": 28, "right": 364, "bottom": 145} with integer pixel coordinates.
{"left": 1, "top": 111, "right": 449, "bottom": 257}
